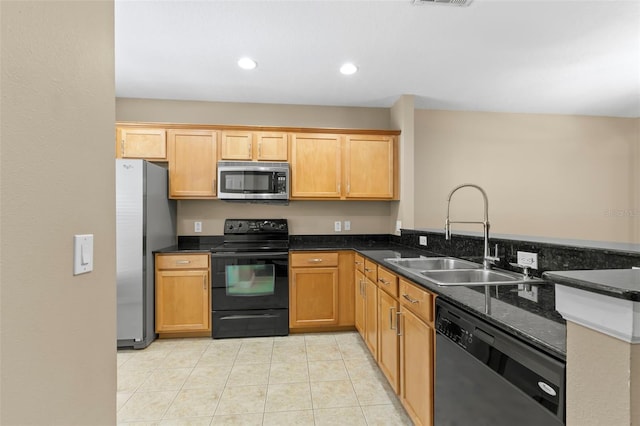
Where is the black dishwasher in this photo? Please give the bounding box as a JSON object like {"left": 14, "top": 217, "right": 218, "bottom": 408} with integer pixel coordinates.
{"left": 434, "top": 298, "right": 565, "bottom": 426}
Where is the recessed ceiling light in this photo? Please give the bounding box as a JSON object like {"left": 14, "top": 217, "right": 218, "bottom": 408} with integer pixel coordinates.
{"left": 238, "top": 57, "right": 257, "bottom": 70}
{"left": 340, "top": 63, "right": 358, "bottom": 75}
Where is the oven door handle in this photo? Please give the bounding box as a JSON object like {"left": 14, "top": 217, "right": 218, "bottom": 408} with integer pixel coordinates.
{"left": 211, "top": 251, "right": 289, "bottom": 259}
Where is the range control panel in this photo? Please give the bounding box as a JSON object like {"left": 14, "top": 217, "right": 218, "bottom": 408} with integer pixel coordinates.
{"left": 223, "top": 219, "right": 289, "bottom": 234}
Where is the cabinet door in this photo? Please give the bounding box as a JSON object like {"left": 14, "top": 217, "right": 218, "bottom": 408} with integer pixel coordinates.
{"left": 364, "top": 277, "right": 378, "bottom": 358}
{"left": 344, "top": 135, "right": 395, "bottom": 199}
{"left": 256, "top": 132, "right": 288, "bottom": 161}
{"left": 378, "top": 289, "right": 400, "bottom": 393}
{"left": 354, "top": 269, "right": 366, "bottom": 337}
{"left": 290, "top": 267, "right": 339, "bottom": 328}
{"left": 155, "top": 269, "right": 210, "bottom": 333}
{"left": 290, "top": 133, "right": 342, "bottom": 198}
{"left": 117, "top": 127, "right": 167, "bottom": 160}
{"left": 168, "top": 130, "right": 218, "bottom": 198}
{"left": 337, "top": 251, "right": 355, "bottom": 326}
{"left": 220, "top": 131, "right": 253, "bottom": 160}
{"left": 400, "top": 307, "right": 434, "bottom": 426}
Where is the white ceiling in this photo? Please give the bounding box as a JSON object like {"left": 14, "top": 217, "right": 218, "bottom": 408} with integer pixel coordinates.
{"left": 115, "top": 0, "right": 640, "bottom": 118}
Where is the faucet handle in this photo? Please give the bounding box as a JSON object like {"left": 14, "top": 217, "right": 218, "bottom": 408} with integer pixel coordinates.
{"left": 485, "top": 243, "right": 500, "bottom": 262}
{"left": 509, "top": 262, "right": 533, "bottom": 279}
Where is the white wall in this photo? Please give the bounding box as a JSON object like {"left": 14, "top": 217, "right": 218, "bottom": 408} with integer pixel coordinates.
{"left": 414, "top": 109, "right": 639, "bottom": 244}
{"left": 1, "top": 2, "right": 116, "bottom": 424}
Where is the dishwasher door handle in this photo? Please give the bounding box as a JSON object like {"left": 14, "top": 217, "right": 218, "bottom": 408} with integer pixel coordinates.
{"left": 474, "top": 327, "right": 495, "bottom": 345}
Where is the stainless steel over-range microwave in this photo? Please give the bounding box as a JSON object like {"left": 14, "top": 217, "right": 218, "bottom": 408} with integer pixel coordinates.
{"left": 217, "top": 161, "right": 289, "bottom": 201}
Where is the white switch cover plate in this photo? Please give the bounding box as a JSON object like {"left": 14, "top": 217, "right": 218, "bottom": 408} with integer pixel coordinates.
{"left": 194, "top": 221, "right": 202, "bottom": 233}
{"left": 74, "top": 234, "right": 94, "bottom": 275}
{"left": 344, "top": 220, "right": 351, "bottom": 231}
{"left": 396, "top": 221, "right": 402, "bottom": 233}
{"left": 334, "top": 221, "right": 342, "bottom": 232}
{"left": 517, "top": 251, "right": 538, "bottom": 269}
{"left": 419, "top": 236, "right": 427, "bottom": 246}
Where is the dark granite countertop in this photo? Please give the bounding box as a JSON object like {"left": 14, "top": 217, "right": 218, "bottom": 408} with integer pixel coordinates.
{"left": 159, "top": 238, "right": 566, "bottom": 360}
{"left": 543, "top": 269, "right": 640, "bottom": 302}
{"left": 289, "top": 242, "right": 565, "bottom": 359}
{"left": 355, "top": 248, "right": 566, "bottom": 360}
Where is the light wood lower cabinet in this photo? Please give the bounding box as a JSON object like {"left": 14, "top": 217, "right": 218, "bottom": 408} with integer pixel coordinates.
{"left": 399, "top": 306, "right": 434, "bottom": 426}
{"left": 155, "top": 253, "right": 211, "bottom": 336}
{"left": 289, "top": 251, "right": 355, "bottom": 331}
{"left": 378, "top": 288, "right": 400, "bottom": 393}
{"left": 289, "top": 252, "right": 339, "bottom": 329}
{"left": 354, "top": 254, "right": 366, "bottom": 337}
{"left": 355, "top": 257, "right": 435, "bottom": 426}
{"left": 364, "top": 276, "right": 378, "bottom": 358}
{"left": 398, "top": 278, "right": 435, "bottom": 426}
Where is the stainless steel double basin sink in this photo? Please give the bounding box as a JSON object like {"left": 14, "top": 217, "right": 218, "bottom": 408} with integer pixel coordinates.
{"left": 384, "top": 256, "right": 542, "bottom": 287}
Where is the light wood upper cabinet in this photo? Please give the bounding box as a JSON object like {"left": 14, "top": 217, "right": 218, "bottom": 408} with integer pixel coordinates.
{"left": 167, "top": 129, "right": 218, "bottom": 199}
{"left": 290, "top": 133, "right": 397, "bottom": 200}
{"left": 155, "top": 253, "right": 211, "bottom": 335}
{"left": 344, "top": 135, "right": 395, "bottom": 199}
{"left": 255, "top": 132, "right": 288, "bottom": 161}
{"left": 290, "top": 133, "right": 342, "bottom": 198}
{"left": 116, "top": 127, "right": 166, "bottom": 160}
{"left": 220, "top": 131, "right": 288, "bottom": 161}
{"left": 220, "top": 131, "right": 253, "bottom": 160}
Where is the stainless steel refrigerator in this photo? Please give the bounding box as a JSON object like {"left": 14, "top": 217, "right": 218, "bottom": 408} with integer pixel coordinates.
{"left": 116, "top": 159, "right": 176, "bottom": 349}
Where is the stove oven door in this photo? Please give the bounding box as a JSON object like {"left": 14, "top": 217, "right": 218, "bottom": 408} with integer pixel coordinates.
{"left": 211, "top": 251, "right": 289, "bottom": 338}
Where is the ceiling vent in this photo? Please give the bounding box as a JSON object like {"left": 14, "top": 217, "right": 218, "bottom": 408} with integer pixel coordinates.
{"left": 412, "top": 0, "right": 473, "bottom": 6}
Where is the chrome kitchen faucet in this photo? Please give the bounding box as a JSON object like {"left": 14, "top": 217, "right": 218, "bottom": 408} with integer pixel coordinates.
{"left": 445, "top": 183, "right": 500, "bottom": 313}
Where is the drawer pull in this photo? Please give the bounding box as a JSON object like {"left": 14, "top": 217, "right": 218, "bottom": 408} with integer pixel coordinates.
{"left": 203, "top": 276, "right": 206, "bottom": 290}
{"left": 378, "top": 278, "right": 389, "bottom": 285}
{"left": 176, "top": 260, "right": 191, "bottom": 264}
{"left": 402, "top": 294, "right": 419, "bottom": 304}
{"left": 307, "top": 258, "right": 324, "bottom": 263}
{"left": 396, "top": 311, "right": 402, "bottom": 336}
{"left": 364, "top": 267, "right": 374, "bottom": 273}
{"left": 355, "top": 261, "right": 363, "bottom": 265}
{"left": 389, "top": 307, "right": 396, "bottom": 330}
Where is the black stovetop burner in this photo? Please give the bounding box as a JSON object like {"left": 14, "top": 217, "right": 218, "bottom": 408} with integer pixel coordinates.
{"left": 211, "top": 219, "right": 289, "bottom": 253}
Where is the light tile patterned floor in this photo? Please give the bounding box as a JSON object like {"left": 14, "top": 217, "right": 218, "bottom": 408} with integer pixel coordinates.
{"left": 117, "top": 331, "right": 413, "bottom": 425}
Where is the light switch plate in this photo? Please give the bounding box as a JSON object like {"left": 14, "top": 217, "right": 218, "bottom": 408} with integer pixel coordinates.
{"left": 194, "top": 221, "right": 202, "bottom": 233}
{"left": 334, "top": 221, "right": 341, "bottom": 232}
{"left": 344, "top": 220, "right": 351, "bottom": 231}
{"left": 74, "top": 234, "right": 94, "bottom": 275}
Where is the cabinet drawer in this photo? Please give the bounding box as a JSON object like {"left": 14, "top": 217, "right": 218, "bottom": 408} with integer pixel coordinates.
{"left": 290, "top": 252, "right": 339, "bottom": 267}
{"left": 156, "top": 254, "right": 209, "bottom": 270}
{"left": 377, "top": 266, "right": 398, "bottom": 298}
{"left": 354, "top": 253, "right": 365, "bottom": 273}
{"left": 364, "top": 259, "right": 378, "bottom": 283}
{"left": 399, "top": 279, "right": 434, "bottom": 323}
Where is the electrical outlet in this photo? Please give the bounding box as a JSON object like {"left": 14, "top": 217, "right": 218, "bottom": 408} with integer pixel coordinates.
{"left": 344, "top": 220, "right": 351, "bottom": 231}
{"left": 396, "top": 220, "right": 402, "bottom": 233}
{"left": 194, "top": 221, "right": 202, "bottom": 233}
{"left": 517, "top": 251, "right": 538, "bottom": 269}
{"left": 334, "top": 221, "right": 342, "bottom": 232}
{"left": 518, "top": 284, "right": 539, "bottom": 302}
{"left": 419, "top": 236, "right": 427, "bottom": 246}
